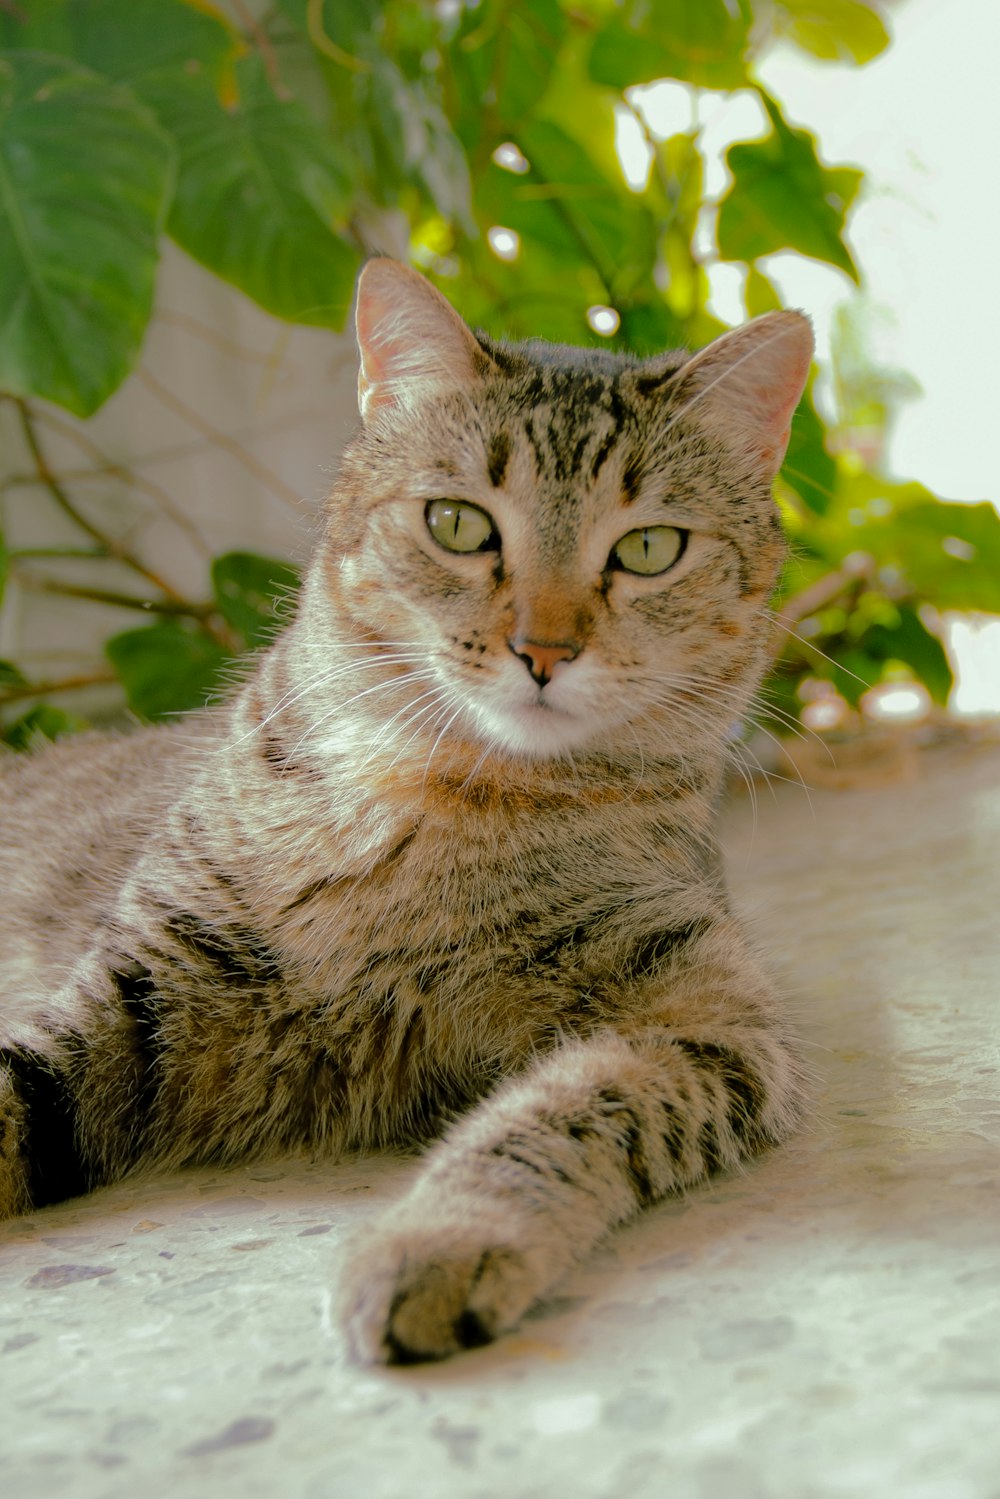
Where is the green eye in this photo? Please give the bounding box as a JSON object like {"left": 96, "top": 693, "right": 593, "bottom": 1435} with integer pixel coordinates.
{"left": 611, "top": 525, "right": 686, "bottom": 576}
{"left": 426, "top": 500, "right": 498, "bottom": 554}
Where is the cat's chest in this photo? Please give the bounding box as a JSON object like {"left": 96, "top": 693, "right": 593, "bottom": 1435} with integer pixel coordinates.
{"left": 147, "top": 778, "right": 713, "bottom": 1155}
{"left": 272, "top": 786, "right": 701, "bottom": 1004}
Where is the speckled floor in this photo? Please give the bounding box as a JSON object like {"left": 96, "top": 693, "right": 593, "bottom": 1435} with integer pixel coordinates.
{"left": 2, "top": 739, "right": 999, "bottom": 1499}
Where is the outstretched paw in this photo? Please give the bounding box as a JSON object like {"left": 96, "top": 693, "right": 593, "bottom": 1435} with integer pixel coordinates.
{"left": 340, "top": 1219, "right": 548, "bottom": 1364}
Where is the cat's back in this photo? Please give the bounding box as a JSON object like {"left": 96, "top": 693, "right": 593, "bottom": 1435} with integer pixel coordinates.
{"left": 0, "top": 723, "right": 209, "bottom": 1014}
{"left": 1, "top": 722, "right": 197, "bottom": 852}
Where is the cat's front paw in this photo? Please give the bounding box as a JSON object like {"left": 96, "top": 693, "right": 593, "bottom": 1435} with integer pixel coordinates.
{"left": 340, "top": 1216, "right": 550, "bottom": 1364}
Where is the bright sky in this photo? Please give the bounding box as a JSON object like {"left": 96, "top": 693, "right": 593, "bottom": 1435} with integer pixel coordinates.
{"left": 756, "top": 0, "right": 1000, "bottom": 505}
{"left": 620, "top": 0, "right": 999, "bottom": 505}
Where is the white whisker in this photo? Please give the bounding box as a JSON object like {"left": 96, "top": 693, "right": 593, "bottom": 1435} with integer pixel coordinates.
{"left": 375, "top": 692, "right": 456, "bottom": 778}
{"left": 421, "top": 702, "right": 469, "bottom": 788}
{"left": 765, "top": 612, "right": 871, "bottom": 691}
{"left": 227, "top": 648, "right": 429, "bottom": 752}
{"left": 358, "top": 684, "right": 449, "bottom": 770}
{"left": 662, "top": 321, "right": 804, "bottom": 433}
{"left": 288, "top": 669, "right": 439, "bottom": 760}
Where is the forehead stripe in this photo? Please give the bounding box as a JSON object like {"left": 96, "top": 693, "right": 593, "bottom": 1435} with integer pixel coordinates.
{"left": 487, "top": 429, "right": 512, "bottom": 488}
{"left": 621, "top": 454, "right": 643, "bottom": 505}
{"left": 590, "top": 428, "right": 618, "bottom": 481}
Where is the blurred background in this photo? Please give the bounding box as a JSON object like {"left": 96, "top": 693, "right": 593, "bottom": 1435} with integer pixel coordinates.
{"left": 0, "top": 0, "right": 997, "bottom": 752}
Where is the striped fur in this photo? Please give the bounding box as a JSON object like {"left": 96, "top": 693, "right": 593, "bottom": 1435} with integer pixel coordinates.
{"left": 0, "top": 260, "right": 812, "bottom": 1361}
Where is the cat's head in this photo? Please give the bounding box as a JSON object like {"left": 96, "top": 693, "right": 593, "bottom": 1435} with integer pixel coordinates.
{"left": 317, "top": 260, "right": 812, "bottom": 765}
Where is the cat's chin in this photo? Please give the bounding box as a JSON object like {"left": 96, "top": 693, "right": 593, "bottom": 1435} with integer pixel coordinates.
{"left": 465, "top": 699, "right": 606, "bottom": 762}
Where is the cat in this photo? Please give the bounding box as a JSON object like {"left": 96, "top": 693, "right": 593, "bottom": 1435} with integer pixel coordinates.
{"left": 0, "top": 258, "right": 813, "bottom": 1363}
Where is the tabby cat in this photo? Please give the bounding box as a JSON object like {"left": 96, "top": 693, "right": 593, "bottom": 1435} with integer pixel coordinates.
{"left": 0, "top": 259, "right": 812, "bottom": 1362}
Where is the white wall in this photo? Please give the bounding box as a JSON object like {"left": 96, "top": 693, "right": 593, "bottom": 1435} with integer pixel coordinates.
{"left": 1, "top": 243, "right": 361, "bottom": 720}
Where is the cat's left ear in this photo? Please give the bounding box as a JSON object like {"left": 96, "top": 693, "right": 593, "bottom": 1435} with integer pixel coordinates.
{"left": 354, "top": 259, "right": 492, "bottom": 422}
{"left": 672, "top": 311, "right": 814, "bottom": 478}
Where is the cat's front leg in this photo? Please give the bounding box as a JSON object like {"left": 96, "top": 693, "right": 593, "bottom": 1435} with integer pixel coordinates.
{"left": 341, "top": 969, "right": 803, "bottom": 1363}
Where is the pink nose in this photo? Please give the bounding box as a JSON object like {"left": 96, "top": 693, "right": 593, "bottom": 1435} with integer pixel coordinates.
{"left": 508, "top": 637, "right": 580, "bottom": 688}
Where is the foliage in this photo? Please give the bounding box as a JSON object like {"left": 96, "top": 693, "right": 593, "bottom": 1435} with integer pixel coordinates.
{"left": 104, "top": 550, "right": 300, "bottom": 720}
{"left": 0, "top": 0, "right": 995, "bottom": 747}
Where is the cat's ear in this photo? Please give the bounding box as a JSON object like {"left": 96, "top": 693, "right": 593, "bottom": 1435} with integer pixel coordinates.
{"left": 354, "top": 259, "right": 491, "bottom": 422}
{"left": 672, "top": 311, "right": 814, "bottom": 477}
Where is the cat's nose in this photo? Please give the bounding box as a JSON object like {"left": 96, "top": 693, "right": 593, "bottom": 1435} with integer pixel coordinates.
{"left": 508, "top": 637, "right": 580, "bottom": 688}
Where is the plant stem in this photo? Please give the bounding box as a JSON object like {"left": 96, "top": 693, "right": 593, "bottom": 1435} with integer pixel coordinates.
{"left": 14, "top": 573, "right": 217, "bottom": 619}
{"left": 228, "top": 0, "right": 291, "bottom": 98}
{"left": 32, "top": 403, "right": 212, "bottom": 560}
{"left": 777, "top": 564, "right": 867, "bottom": 631}
{"left": 0, "top": 670, "right": 118, "bottom": 707}
{"left": 305, "top": 0, "right": 372, "bottom": 71}
{"left": 11, "top": 398, "right": 185, "bottom": 600}
{"left": 137, "top": 369, "right": 304, "bottom": 510}
{"left": 9, "top": 547, "right": 108, "bottom": 561}
{"left": 7, "top": 396, "right": 236, "bottom": 648}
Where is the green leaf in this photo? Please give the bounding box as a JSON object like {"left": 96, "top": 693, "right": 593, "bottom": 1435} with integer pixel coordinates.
{"left": 2, "top": 703, "right": 87, "bottom": 749}
{"left": 479, "top": 118, "right": 657, "bottom": 300}
{"left": 367, "top": 54, "right": 474, "bottom": 228}
{"left": 856, "top": 604, "right": 953, "bottom": 706}
{"left": 70, "top": 0, "right": 236, "bottom": 87}
{"left": 781, "top": 376, "right": 837, "bottom": 516}
{"left": 831, "top": 483, "right": 1000, "bottom": 614}
{"left": 771, "top": 0, "right": 890, "bottom": 65}
{"left": 0, "top": 658, "right": 27, "bottom": 688}
{"left": 755, "top": 664, "right": 805, "bottom": 735}
{"left": 822, "top": 644, "right": 883, "bottom": 706}
{"left": 657, "top": 132, "right": 704, "bottom": 235}
{"left": 276, "top": 0, "right": 471, "bottom": 228}
{"left": 274, "top": 0, "right": 382, "bottom": 60}
{"left": 744, "top": 265, "right": 783, "bottom": 317}
{"left": 212, "top": 551, "right": 301, "bottom": 651}
{"left": 802, "top": 596, "right": 952, "bottom": 710}
{"left": 0, "top": 0, "right": 72, "bottom": 53}
{"left": 588, "top": 0, "right": 752, "bottom": 89}
{"left": 717, "top": 91, "right": 861, "bottom": 282}
{"left": 448, "top": 0, "right": 567, "bottom": 139}
{"left": 0, "top": 51, "right": 174, "bottom": 415}
{"left": 440, "top": 235, "right": 611, "bottom": 345}
{"left": 140, "top": 55, "right": 360, "bottom": 328}
{"left": 616, "top": 300, "right": 689, "bottom": 357}
{"left": 106, "top": 621, "right": 231, "bottom": 721}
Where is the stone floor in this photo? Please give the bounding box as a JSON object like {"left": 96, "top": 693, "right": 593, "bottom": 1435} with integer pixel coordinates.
{"left": 2, "top": 737, "right": 998, "bottom": 1499}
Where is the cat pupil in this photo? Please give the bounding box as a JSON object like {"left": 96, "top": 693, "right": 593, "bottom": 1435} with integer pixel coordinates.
{"left": 426, "top": 499, "right": 497, "bottom": 554}
{"left": 610, "top": 525, "right": 685, "bottom": 576}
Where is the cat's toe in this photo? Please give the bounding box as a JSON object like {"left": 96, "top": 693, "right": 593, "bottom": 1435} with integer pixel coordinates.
{"left": 340, "top": 1228, "right": 540, "bottom": 1364}
{"left": 383, "top": 1245, "right": 529, "bottom": 1363}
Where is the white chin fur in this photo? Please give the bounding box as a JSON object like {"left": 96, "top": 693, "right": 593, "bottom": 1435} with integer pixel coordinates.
{"left": 455, "top": 673, "right": 611, "bottom": 759}
{"left": 473, "top": 701, "right": 602, "bottom": 760}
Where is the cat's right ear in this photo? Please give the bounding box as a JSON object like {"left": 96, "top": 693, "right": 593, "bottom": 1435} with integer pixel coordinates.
{"left": 668, "top": 310, "right": 814, "bottom": 478}
{"left": 354, "top": 259, "right": 491, "bottom": 422}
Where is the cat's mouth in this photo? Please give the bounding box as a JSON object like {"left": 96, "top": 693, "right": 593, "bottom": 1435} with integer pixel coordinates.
{"left": 479, "top": 691, "right": 602, "bottom": 759}
{"left": 510, "top": 676, "right": 581, "bottom": 716}
{"left": 527, "top": 691, "right": 559, "bottom": 712}
{"left": 439, "top": 659, "right": 606, "bottom": 758}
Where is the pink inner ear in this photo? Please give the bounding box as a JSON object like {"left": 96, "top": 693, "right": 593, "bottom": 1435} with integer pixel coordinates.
{"left": 750, "top": 339, "right": 813, "bottom": 450}
{"left": 354, "top": 281, "right": 393, "bottom": 391}
{"left": 355, "top": 268, "right": 429, "bottom": 419}
{"left": 679, "top": 311, "right": 814, "bottom": 475}
{"left": 354, "top": 259, "right": 487, "bottom": 421}
{"left": 755, "top": 370, "right": 811, "bottom": 471}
